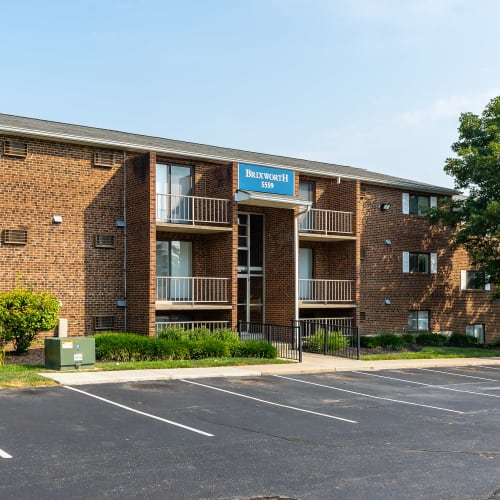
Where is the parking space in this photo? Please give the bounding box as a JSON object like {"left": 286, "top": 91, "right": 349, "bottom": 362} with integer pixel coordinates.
{"left": 1, "top": 365, "right": 499, "bottom": 499}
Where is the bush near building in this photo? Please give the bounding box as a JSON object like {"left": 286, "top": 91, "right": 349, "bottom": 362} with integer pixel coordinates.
{"left": 94, "top": 331, "right": 277, "bottom": 362}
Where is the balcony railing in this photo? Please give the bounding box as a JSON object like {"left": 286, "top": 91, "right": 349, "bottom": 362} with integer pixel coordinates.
{"left": 299, "top": 279, "right": 354, "bottom": 303}
{"left": 156, "top": 277, "right": 230, "bottom": 303}
{"left": 156, "top": 193, "right": 229, "bottom": 225}
{"left": 155, "top": 321, "right": 230, "bottom": 336}
{"left": 299, "top": 208, "right": 354, "bottom": 235}
{"left": 299, "top": 317, "right": 354, "bottom": 329}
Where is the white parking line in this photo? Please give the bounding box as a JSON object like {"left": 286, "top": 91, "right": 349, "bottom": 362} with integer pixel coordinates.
{"left": 352, "top": 371, "right": 500, "bottom": 399}
{"left": 274, "top": 375, "right": 464, "bottom": 414}
{"left": 181, "top": 379, "right": 357, "bottom": 423}
{"left": 63, "top": 386, "right": 214, "bottom": 437}
{"left": 0, "top": 448, "right": 12, "bottom": 459}
{"left": 415, "top": 367, "right": 499, "bottom": 382}
{"left": 478, "top": 366, "right": 500, "bottom": 371}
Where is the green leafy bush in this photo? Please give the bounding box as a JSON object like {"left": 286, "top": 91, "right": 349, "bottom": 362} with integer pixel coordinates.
{"left": 302, "top": 330, "right": 348, "bottom": 353}
{"left": 415, "top": 333, "right": 447, "bottom": 346}
{"left": 95, "top": 331, "right": 277, "bottom": 361}
{"left": 0, "top": 286, "right": 60, "bottom": 353}
{"left": 448, "top": 333, "right": 478, "bottom": 346}
{"left": 401, "top": 333, "right": 416, "bottom": 344}
{"left": 359, "top": 334, "right": 407, "bottom": 350}
{"left": 234, "top": 340, "right": 278, "bottom": 358}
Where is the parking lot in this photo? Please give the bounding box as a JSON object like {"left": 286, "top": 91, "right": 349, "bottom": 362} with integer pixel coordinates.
{"left": 1, "top": 365, "right": 500, "bottom": 499}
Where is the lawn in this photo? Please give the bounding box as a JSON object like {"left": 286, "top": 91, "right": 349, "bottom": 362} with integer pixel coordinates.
{"left": 0, "top": 357, "right": 291, "bottom": 389}
{"left": 361, "top": 346, "right": 500, "bottom": 360}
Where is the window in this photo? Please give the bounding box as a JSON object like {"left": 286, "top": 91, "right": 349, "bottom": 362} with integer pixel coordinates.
{"left": 408, "top": 310, "right": 429, "bottom": 331}
{"left": 156, "top": 163, "right": 193, "bottom": 223}
{"left": 95, "top": 234, "right": 115, "bottom": 248}
{"left": 299, "top": 181, "right": 315, "bottom": 232}
{"left": 402, "top": 193, "right": 437, "bottom": 215}
{"left": 94, "top": 315, "right": 115, "bottom": 330}
{"left": 466, "top": 324, "right": 484, "bottom": 344}
{"left": 403, "top": 252, "right": 437, "bottom": 274}
{"left": 3, "top": 229, "right": 28, "bottom": 245}
{"left": 460, "top": 270, "right": 490, "bottom": 291}
{"left": 156, "top": 240, "right": 192, "bottom": 300}
{"left": 299, "top": 247, "right": 313, "bottom": 300}
{"left": 3, "top": 141, "right": 28, "bottom": 158}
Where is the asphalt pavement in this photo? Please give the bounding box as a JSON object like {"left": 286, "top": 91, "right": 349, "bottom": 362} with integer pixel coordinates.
{"left": 40, "top": 351, "right": 500, "bottom": 385}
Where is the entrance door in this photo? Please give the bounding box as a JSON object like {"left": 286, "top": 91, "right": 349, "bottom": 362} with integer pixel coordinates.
{"left": 156, "top": 240, "right": 192, "bottom": 300}
{"left": 237, "top": 213, "right": 264, "bottom": 323}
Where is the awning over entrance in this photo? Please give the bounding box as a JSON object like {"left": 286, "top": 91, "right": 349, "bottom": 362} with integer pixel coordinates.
{"left": 235, "top": 190, "right": 312, "bottom": 210}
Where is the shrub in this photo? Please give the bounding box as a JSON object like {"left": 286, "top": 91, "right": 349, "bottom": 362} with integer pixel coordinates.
{"left": 359, "top": 334, "right": 407, "bottom": 350}
{"left": 401, "top": 333, "right": 416, "bottom": 344}
{"left": 302, "top": 330, "right": 348, "bottom": 353}
{"left": 190, "top": 338, "right": 231, "bottom": 359}
{"left": 156, "top": 326, "right": 185, "bottom": 341}
{"left": 448, "top": 333, "right": 478, "bottom": 346}
{"left": 234, "top": 340, "right": 278, "bottom": 358}
{"left": 0, "top": 286, "right": 60, "bottom": 353}
{"left": 415, "top": 333, "right": 447, "bottom": 346}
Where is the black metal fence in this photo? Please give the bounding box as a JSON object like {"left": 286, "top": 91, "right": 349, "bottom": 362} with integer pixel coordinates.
{"left": 238, "top": 321, "right": 302, "bottom": 362}
{"left": 296, "top": 320, "right": 360, "bottom": 359}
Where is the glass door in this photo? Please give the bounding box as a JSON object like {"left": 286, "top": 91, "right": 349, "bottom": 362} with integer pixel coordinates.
{"left": 156, "top": 163, "right": 193, "bottom": 223}
{"left": 237, "top": 213, "right": 264, "bottom": 323}
{"left": 299, "top": 247, "right": 313, "bottom": 300}
{"left": 156, "top": 240, "right": 192, "bottom": 300}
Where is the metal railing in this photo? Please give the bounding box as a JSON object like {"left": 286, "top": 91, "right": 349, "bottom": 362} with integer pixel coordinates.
{"left": 299, "top": 317, "right": 354, "bottom": 329}
{"left": 155, "top": 321, "right": 230, "bottom": 336}
{"left": 299, "top": 208, "right": 354, "bottom": 235}
{"left": 238, "top": 321, "right": 302, "bottom": 362}
{"left": 156, "top": 193, "right": 229, "bottom": 225}
{"left": 296, "top": 319, "right": 360, "bottom": 359}
{"left": 299, "top": 279, "right": 354, "bottom": 303}
{"left": 156, "top": 277, "right": 230, "bottom": 303}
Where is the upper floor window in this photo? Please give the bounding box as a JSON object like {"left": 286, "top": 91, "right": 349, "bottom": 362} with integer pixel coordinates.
{"left": 402, "top": 193, "right": 437, "bottom": 215}
{"left": 156, "top": 163, "right": 193, "bottom": 223}
{"left": 403, "top": 251, "right": 437, "bottom": 274}
{"left": 460, "top": 270, "right": 491, "bottom": 291}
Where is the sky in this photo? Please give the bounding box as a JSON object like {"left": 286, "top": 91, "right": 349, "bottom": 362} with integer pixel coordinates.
{"left": 1, "top": 0, "right": 499, "bottom": 189}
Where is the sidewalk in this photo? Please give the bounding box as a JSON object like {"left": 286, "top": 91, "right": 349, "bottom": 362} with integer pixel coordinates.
{"left": 40, "top": 352, "right": 500, "bottom": 386}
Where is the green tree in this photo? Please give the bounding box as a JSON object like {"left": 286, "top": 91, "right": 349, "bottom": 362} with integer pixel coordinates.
{"left": 429, "top": 96, "right": 500, "bottom": 298}
{"left": 0, "top": 287, "right": 60, "bottom": 354}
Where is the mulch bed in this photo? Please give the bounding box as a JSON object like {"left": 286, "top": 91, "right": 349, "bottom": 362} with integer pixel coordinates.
{"left": 3, "top": 347, "right": 45, "bottom": 366}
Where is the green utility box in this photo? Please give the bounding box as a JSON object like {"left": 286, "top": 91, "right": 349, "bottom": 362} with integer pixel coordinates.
{"left": 44, "top": 337, "right": 95, "bottom": 370}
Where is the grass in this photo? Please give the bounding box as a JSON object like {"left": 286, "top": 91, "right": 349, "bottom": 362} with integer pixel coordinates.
{"left": 0, "top": 357, "right": 292, "bottom": 389}
{"left": 361, "top": 346, "right": 500, "bottom": 360}
{"left": 0, "top": 364, "right": 57, "bottom": 389}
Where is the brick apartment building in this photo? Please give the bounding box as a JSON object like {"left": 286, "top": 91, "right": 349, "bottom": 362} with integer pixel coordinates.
{"left": 0, "top": 113, "right": 498, "bottom": 343}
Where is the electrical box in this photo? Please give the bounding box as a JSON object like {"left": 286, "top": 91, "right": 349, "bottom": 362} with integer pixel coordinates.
{"left": 44, "top": 337, "right": 95, "bottom": 371}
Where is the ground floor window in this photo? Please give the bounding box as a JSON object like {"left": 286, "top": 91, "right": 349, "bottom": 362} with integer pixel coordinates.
{"left": 466, "top": 324, "right": 485, "bottom": 344}
{"left": 408, "top": 310, "right": 429, "bottom": 331}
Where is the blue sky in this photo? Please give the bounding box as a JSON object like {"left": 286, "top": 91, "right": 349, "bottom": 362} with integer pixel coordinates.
{"left": 1, "top": 0, "right": 499, "bottom": 188}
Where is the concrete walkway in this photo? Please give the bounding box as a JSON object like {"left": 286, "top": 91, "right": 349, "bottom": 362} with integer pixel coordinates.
{"left": 40, "top": 352, "right": 500, "bottom": 386}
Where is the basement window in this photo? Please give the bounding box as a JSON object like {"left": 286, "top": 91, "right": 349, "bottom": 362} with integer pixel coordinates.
{"left": 4, "top": 141, "right": 28, "bottom": 158}
{"left": 95, "top": 234, "right": 116, "bottom": 248}
{"left": 94, "top": 315, "right": 115, "bottom": 330}
{"left": 3, "top": 229, "right": 28, "bottom": 245}
{"left": 93, "top": 151, "right": 115, "bottom": 168}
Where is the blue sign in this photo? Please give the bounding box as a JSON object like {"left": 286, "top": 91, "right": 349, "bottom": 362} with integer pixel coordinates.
{"left": 238, "top": 163, "right": 295, "bottom": 196}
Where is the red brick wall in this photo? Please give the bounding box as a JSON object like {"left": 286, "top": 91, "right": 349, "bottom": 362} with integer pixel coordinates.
{"left": 0, "top": 135, "right": 125, "bottom": 336}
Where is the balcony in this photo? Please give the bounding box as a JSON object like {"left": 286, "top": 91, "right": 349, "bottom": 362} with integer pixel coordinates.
{"left": 299, "top": 209, "right": 355, "bottom": 241}
{"left": 299, "top": 279, "right": 355, "bottom": 308}
{"left": 155, "top": 320, "right": 230, "bottom": 336}
{"left": 156, "top": 194, "right": 231, "bottom": 234}
{"left": 156, "top": 277, "right": 231, "bottom": 310}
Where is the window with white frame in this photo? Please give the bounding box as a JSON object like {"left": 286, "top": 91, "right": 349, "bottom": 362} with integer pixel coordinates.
{"left": 466, "top": 324, "right": 484, "bottom": 344}
{"left": 402, "top": 193, "right": 437, "bottom": 215}
{"left": 460, "top": 270, "right": 491, "bottom": 291}
{"left": 403, "top": 251, "right": 437, "bottom": 274}
{"left": 408, "top": 310, "right": 429, "bottom": 331}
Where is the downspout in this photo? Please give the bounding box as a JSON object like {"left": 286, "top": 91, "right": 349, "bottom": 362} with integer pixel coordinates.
{"left": 123, "top": 151, "right": 127, "bottom": 331}
{"left": 294, "top": 203, "right": 312, "bottom": 322}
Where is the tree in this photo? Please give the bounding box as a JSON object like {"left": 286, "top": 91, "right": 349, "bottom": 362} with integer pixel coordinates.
{"left": 429, "top": 96, "right": 500, "bottom": 298}
{"left": 0, "top": 286, "right": 60, "bottom": 354}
